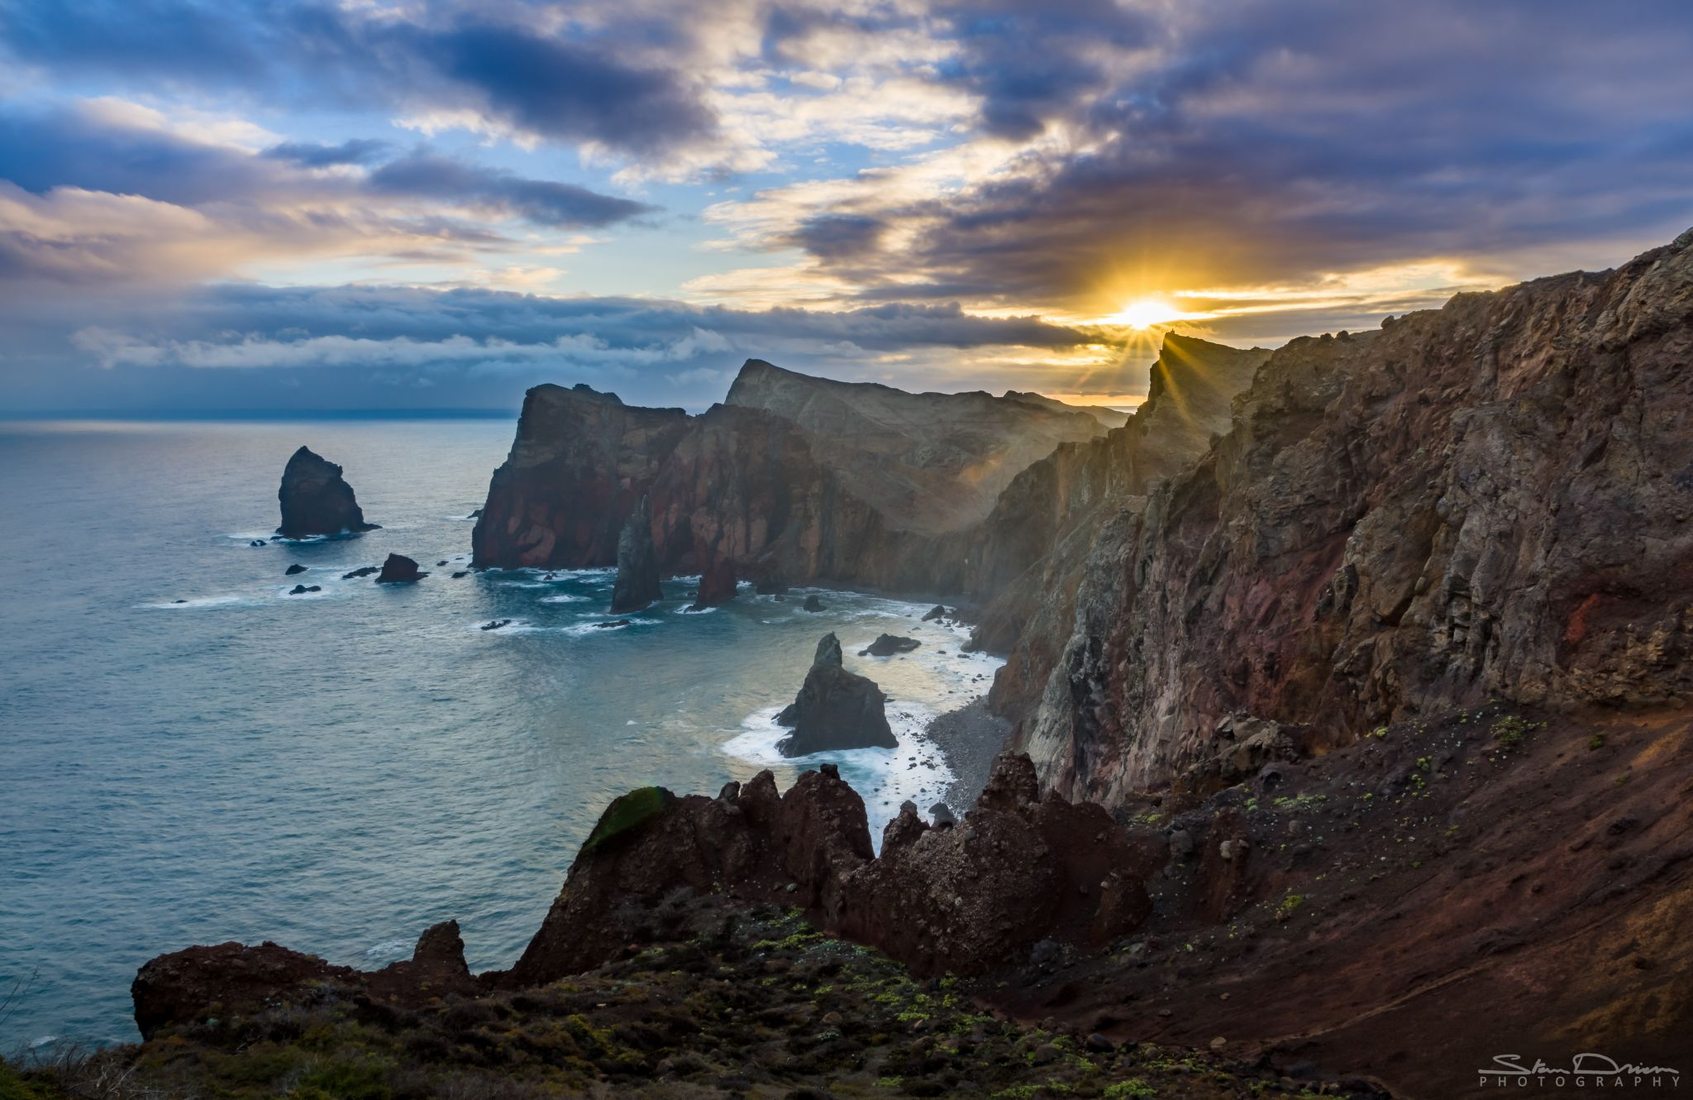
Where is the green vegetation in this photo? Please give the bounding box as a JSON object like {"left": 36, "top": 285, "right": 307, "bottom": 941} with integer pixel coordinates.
{"left": 1274, "top": 893, "right": 1306, "bottom": 922}
{"left": 1104, "top": 1079, "right": 1158, "bottom": 1098}
{"left": 578, "top": 786, "right": 673, "bottom": 856}
{"left": 1490, "top": 714, "right": 1543, "bottom": 751}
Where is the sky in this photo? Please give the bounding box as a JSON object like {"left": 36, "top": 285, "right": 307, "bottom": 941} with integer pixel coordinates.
{"left": 1, "top": 1, "right": 1691, "bottom": 414}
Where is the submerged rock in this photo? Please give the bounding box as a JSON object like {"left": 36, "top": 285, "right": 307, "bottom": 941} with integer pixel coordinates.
{"left": 803, "top": 594, "right": 826, "bottom": 612}
{"left": 775, "top": 633, "right": 896, "bottom": 755}
{"left": 861, "top": 633, "right": 921, "bottom": 657}
{"left": 286, "top": 584, "right": 321, "bottom": 595}
{"left": 284, "top": 564, "right": 306, "bottom": 576}
{"left": 594, "top": 619, "right": 633, "bottom": 629}
{"left": 610, "top": 496, "right": 663, "bottom": 613}
{"left": 375, "top": 554, "right": 425, "bottom": 583}
{"left": 275, "top": 446, "right": 378, "bottom": 538}
{"left": 481, "top": 619, "right": 511, "bottom": 631}
{"left": 922, "top": 604, "right": 948, "bottom": 621}
{"left": 342, "top": 565, "right": 380, "bottom": 579}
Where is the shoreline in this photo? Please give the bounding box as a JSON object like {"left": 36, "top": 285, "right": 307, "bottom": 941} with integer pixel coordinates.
{"left": 923, "top": 697, "right": 1013, "bottom": 815}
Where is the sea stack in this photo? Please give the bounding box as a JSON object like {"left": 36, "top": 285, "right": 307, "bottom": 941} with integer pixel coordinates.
{"left": 609, "top": 497, "right": 663, "bottom": 613}
{"left": 775, "top": 633, "right": 896, "bottom": 755}
{"left": 375, "top": 554, "right": 424, "bottom": 583}
{"left": 276, "top": 446, "right": 378, "bottom": 538}
{"left": 688, "top": 552, "right": 736, "bottom": 611}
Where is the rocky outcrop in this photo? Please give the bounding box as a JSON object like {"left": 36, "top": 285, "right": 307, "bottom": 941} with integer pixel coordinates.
{"left": 275, "top": 446, "right": 378, "bottom": 538}
{"left": 471, "top": 361, "right": 1114, "bottom": 594}
{"left": 861, "top": 634, "right": 920, "bottom": 656}
{"left": 1016, "top": 228, "right": 1693, "bottom": 804}
{"left": 775, "top": 634, "right": 896, "bottom": 755}
{"left": 609, "top": 496, "right": 663, "bottom": 613}
{"left": 505, "top": 751, "right": 1157, "bottom": 985}
{"left": 375, "top": 553, "right": 424, "bottom": 583}
{"left": 133, "top": 921, "right": 476, "bottom": 1040}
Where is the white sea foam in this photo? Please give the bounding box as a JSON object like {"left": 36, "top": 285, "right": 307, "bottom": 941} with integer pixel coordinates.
{"left": 140, "top": 594, "right": 255, "bottom": 610}
{"left": 362, "top": 938, "right": 413, "bottom": 966}
{"left": 723, "top": 703, "right": 956, "bottom": 848}
{"left": 720, "top": 595, "right": 1000, "bottom": 848}
{"left": 538, "top": 593, "right": 589, "bottom": 604}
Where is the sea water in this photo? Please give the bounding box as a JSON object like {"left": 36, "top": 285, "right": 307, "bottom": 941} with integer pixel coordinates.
{"left": 0, "top": 418, "right": 1000, "bottom": 1049}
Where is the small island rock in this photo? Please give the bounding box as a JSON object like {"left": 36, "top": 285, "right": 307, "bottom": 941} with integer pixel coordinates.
{"left": 775, "top": 633, "right": 897, "bottom": 756}
{"left": 375, "top": 554, "right": 425, "bottom": 583}
{"left": 276, "top": 446, "right": 379, "bottom": 538}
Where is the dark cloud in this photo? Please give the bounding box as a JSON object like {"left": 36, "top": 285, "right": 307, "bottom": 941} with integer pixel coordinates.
{"left": 934, "top": 0, "right": 1158, "bottom": 140}
{"left": 786, "top": 214, "right": 887, "bottom": 260}
{"left": 792, "top": 0, "right": 1693, "bottom": 307}
{"left": 369, "top": 153, "right": 656, "bottom": 229}
{"left": 263, "top": 139, "right": 390, "bottom": 167}
{"left": 0, "top": 282, "right": 1114, "bottom": 413}
{"left": 406, "top": 21, "right": 716, "bottom": 155}
{"left": 0, "top": 104, "right": 658, "bottom": 286}
{"left": 0, "top": 1, "right": 720, "bottom": 158}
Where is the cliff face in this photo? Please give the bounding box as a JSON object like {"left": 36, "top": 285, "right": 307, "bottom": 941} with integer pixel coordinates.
{"left": 1018, "top": 229, "right": 1693, "bottom": 803}
{"left": 472, "top": 360, "right": 1113, "bottom": 591}
{"left": 972, "top": 335, "right": 1269, "bottom": 718}
{"left": 471, "top": 385, "right": 690, "bottom": 569}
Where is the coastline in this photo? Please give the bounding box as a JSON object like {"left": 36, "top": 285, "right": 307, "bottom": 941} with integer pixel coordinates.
{"left": 924, "top": 697, "right": 1013, "bottom": 815}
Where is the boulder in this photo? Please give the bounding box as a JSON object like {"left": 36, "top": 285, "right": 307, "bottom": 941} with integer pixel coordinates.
{"left": 775, "top": 634, "right": 897, "bottom": 755}
{"left": 275, "top": 446, "right": 378, "bottom": 538}
{"left": 610, "top": 496, "right": 663, "bottom": 613}
{"left": 803, "top": 594, "right": 826, "bottom": 612}
{"left": 342, "top": 565, "right": 380, "bottom": 579}
{"left": 481, "top": 619, "right": 511, "bottom": 631}
{"left": 375, "top": 554, "right": 425, "bottom": 583}
{"left": 286, "top": 584, "right": 321, "bottom": 595}
{"left": 922, "top": 605, "right": 948, "bottom": 621}
{"left": 861, "top": 634, "right": 921, "bottom": 657}
{"left": 284, "top": 564, "right": 306, "bottom": 576}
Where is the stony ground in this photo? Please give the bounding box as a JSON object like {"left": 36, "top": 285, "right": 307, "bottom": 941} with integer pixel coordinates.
{"left": 5, "top": 903, "right": 1375, "bottom": 1099}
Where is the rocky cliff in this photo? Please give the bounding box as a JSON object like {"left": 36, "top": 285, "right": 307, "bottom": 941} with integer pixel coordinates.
{"left": 1015, "top": 229, "right": 1693, "bottom": 804}
{"left": 968, "top": 335, "right": 1269, "bottom": 717}
{"left": 471, "top": 359, "right": 1114, "bottom": 593}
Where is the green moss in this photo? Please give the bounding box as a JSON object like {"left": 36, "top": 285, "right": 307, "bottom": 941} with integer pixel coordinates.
{"left": 578, "top": 787, "right": 674, "bottom": 857}
{"left": 1274, "top": 893, "right": 1306, "bottom": 922}
{"left": 1103, "top": 1081, "right": 1158, "bottom": 1099}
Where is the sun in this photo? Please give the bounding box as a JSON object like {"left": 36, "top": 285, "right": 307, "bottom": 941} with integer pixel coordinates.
{"left": 1106, "top": 296, "right": 1183, "bottom": 330}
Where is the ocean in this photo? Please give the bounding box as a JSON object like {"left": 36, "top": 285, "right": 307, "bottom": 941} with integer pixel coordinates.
{"left": 0, "top": 418, "right": 999, "bottom": 1051}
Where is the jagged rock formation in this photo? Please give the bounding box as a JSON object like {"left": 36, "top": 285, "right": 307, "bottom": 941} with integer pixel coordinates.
{"left": 471, "top": 361, "right": 1113, "bottom": 592}
{"left": 1013, "top": 229, "right": 1693, "bottom": 803}
{"left": 275, "top": 446, "right": 378, "bottom": 538}
{"left": 609, "top": 496, "right": 663, "bottom": 613}
{"left": 774, "top": 633, "right": 895, "bottom": 755}
{"left": 374, "top": 553, "right": 424, "bottom": 583}
{"left": 861, "top": 633, "right": 920, "bottom": 656}
{"left": 507, "top": 753, "right": 1157, "bottom": 985}
{"left": 131, "top": 921, "right": 476, "bottom": 1041}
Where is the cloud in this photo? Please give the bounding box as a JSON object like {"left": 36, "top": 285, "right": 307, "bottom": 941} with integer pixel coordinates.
{"left": 264, "top": 139, "right": 390, "bottom": 167}
{"left": 368, "top": 153, "right": 655, "bottom": 229}
{"left": 0, "top": 101, "right": 657, "bottom": 286}
{"left": 1, "top": 281, "right": 1134, "bottom": 412}
{"left": 702, "top": 0, "right": 1693, "bottom": 320}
